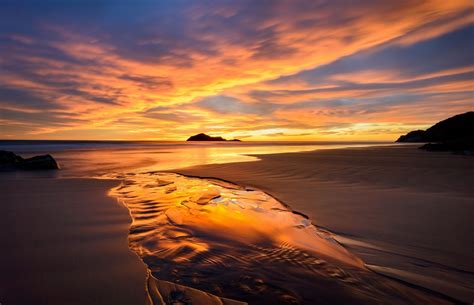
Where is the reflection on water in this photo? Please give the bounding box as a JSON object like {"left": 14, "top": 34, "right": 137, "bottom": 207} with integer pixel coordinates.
{"left": 0, "top": 141, "right": 390, "bottom": 177}
{"left": 110, "top": 172, "right": 452, "bottom": 305}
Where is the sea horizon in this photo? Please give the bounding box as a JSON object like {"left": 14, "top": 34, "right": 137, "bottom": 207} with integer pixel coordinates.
{"left": 1, "top": 139, "right": 395, "bottom": 178}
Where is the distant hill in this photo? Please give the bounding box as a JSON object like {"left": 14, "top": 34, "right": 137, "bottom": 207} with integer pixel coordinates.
{"left": 396, "top": 111, "right": 474, "bottom": 153}
{"left": 396, "top": 112, "right": 474, "bottom": 142}
{"left": 186, "top": 133, "right": 241, "bottom": 142}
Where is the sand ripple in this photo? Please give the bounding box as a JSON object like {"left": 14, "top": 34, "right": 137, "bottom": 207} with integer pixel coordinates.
{"left": 109, "top": 172, "right": 455, "bottom": 305}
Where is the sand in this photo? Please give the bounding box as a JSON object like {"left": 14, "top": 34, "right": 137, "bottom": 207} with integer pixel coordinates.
{"left": 109, "top": 171, "right": 457, "bottom": 304}
{"left": 0, "top": 177, "right": 148, "bottom": 305}
{"left": 1, "top": 144, "right": 472, "bottom": 304}
{"left": 178, "top": 145, "right": 474, "bottom": 302}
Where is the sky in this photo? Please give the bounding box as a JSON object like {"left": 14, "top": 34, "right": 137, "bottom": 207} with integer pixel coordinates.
{"left": 0, "top": 0, "right": 473, "bottom": 141}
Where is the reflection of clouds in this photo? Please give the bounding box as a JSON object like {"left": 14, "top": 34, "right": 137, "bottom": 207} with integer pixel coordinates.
{"left": 110, "top": 172, "right": 364, "bottom": 266}
{"left": 0, "top": 1, "right": 472, "bottom": 140}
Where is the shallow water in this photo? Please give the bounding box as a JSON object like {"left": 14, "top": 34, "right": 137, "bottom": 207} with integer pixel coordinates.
{"left": 109, "top": 172, "right": 454, "bottom": 305}
{"left": 2, "top": 140, "right": 458, "bottom": 304}
{"left": 0, "top": 140, "right": 389, "bottom": 177}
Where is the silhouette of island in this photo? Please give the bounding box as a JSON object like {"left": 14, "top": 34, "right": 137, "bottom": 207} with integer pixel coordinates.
{"left": 396, "top": 111, "right": 473, "bottom": 153}
{"left": 186, "top": 133, "right": 241, "bottom": 142}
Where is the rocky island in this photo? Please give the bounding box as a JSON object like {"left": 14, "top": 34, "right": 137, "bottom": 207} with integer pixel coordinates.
{"left": 396, "top": 111, "right": 473, "bottom": 153}
{"left": 186, "top": 133, "right": 241, "bottom": 142}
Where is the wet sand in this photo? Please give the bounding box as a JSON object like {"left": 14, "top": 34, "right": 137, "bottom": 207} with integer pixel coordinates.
{"left": 179, "top": 145, "right": 474, "bottom": 303}
{"left": 109, "top": 172, "right": 457, "bottom": 305}
{"left": 0, "top": 177, "right": 148, "bottom": 305}
{"left": 1, "top": 144, "right": 472, "bottom": 304}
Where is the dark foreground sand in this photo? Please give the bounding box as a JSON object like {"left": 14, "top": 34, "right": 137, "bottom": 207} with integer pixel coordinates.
{"left": 0, "top": 178, "right": 148, "bottom": 305}
{"left": 179, "top": 145, "right": 474, "bottom": 303}
{"left": 1, "top": 145, "right": 472, "bottom": 304}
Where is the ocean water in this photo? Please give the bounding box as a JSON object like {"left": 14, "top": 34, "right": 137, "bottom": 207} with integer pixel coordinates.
{"left": 0, "top": 140, "right": 388, "bottom": 177}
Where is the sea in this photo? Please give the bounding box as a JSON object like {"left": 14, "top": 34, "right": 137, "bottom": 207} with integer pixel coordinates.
{"left": 0, "top": 140, "right": 389, "bottom": 177}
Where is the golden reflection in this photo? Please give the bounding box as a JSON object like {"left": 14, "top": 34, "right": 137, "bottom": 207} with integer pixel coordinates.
{"left": 108, "top": 172, "right": 453, "bottom": 305}
{"left": 110, "top": 172, "right": 363, "bottom": 267}
{"left": 56, "top": 142, "right": 386, "bottom": 177}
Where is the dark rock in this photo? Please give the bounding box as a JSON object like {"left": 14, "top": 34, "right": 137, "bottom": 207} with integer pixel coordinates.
{"left": 0, "top": 150, "right": 59, "bottom": 171}
{"left": 0, "top": 150, "right": 24, "bottom": 166}
{"left": 396, "top": 112, "right": 474, "bottom": 143}
{"left": 20, "top": 154, "right": 60, "bottom": 170}
{"left": 422, "top": 111, "right": 474, "bottom": 142}
{"left": 419, "top": 138, "right": 474, "bottom": 155}
{"left": 395, "top": 112, "right": 474, "bottom": 154}
{"left": 186, "top": 133, "right": 241, "bottom": 142}
{"left": 395, "top": 130, "right": 426, "bottom": 142}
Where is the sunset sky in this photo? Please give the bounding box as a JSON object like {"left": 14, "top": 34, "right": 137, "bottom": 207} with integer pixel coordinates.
{"left": 0, "top": 0, "right": 473, "bottom": 141}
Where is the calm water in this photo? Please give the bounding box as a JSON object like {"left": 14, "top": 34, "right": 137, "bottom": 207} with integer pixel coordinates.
{"left": 0, "top": 140, "right": 389, "bottom": 177}
{"left": 109, "top": 172, "right": 451, "bottom": 305}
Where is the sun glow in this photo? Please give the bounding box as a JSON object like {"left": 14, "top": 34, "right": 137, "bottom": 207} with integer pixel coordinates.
{"left": 1, "top": 1, "right": 472, "bottom": 140}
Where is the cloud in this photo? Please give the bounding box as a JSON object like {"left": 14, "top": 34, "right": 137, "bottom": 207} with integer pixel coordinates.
{"left": 271, "top": 25, "right": 474, "bottom": 86}
{"left": 119, "top": 74, "right": 173, "bottom": 90}
{"left": 0, "top": 87, "right": 59, "bottom": 110}
{"left": 0, "top": 0, "right": 472, "bottom": 140}
{"left": 233, "top": 25, "right": 474, "bottom": 128}
{"left": 196, "top": 95, "right": 279, "bottom": 115}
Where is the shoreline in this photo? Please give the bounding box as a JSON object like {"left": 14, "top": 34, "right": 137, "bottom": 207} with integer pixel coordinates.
{"left": 1, "top": 144, "right": 471, "bottom": 304}
{"left": 138, "top": 172, "right": 465, "bottom": 304}
{"left": 177, "top": 145, "right": 474, "bottom": 302}
{"left": 109, "top": 170, "right": 456, "bottom": 304}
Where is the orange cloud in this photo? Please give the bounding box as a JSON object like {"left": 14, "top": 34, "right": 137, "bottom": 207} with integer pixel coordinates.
{"left": 0, "top": 0, "right": 472, "bottom": 140}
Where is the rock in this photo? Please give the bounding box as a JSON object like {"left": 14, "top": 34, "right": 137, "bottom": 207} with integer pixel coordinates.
{"left": 419, "top": 138, "right": 474, "bottom": 155}
{"left": 186, "top": 133, "right": 241, "bottom": 142}
{"left": 0, "top": 150, "right": 24, "bottom": 166}
{"left": 395, "top": 112, "right": 474, "bottom": 154}
{"left": 0, "top": 150, "right": 59, "bottom": 171}
{"left": 20, "top": 154, "right": 60, "bottom": 170}
{"left": 395, "top": 130, "right": 426, "bottom": 142}
{"left": 422, "top": 111, "right": 474, "bottom": 142}
{"left": 396, "top": 112, "right": 474, "bottom": 143}
{"left": 187, "top": 133, "right": 226, "bottom": 141}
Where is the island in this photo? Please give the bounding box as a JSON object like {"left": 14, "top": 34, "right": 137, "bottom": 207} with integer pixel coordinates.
{"left": 186, "top": 133, "right": 241, "bottom": 142}
{"left": 396, "top": 111, "right": 473, "bottom": 153}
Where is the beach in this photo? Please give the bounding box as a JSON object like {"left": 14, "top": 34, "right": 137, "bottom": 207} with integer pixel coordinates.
{"left": 3, "top": 1, "right": 473, "bottom": 303}
{"left": 0, "top": 178, "right": 148, "bottom": 305}
{"left": 179, "top": 145, "right": 474, "bottom": 302}
{"left": 1, "top": 144, "right": 472, "bottom": 304}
